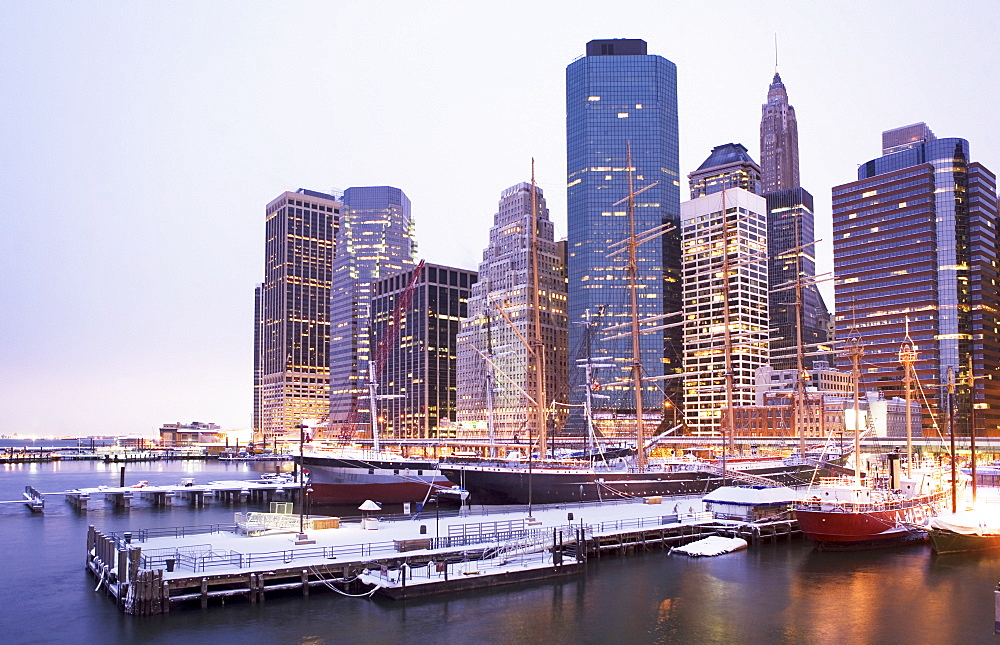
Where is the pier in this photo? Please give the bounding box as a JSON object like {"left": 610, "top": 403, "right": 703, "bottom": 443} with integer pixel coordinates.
{"left": 65, "top": 480, "right": 302, "bottom": 511}
{"left": 85, "top": 496, "right": 801, "bottom": 614}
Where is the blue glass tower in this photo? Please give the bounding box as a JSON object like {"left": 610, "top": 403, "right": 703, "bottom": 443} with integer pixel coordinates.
{"left": 833, "top": 124, "right": 1000, "bottom": 436}
{"left": 566, "top": 39, "right": 681, "bottom": 421}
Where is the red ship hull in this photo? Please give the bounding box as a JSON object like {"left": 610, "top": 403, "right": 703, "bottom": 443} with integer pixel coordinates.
{"left": 795, "top": 492, "right": 946, "bottom": 550}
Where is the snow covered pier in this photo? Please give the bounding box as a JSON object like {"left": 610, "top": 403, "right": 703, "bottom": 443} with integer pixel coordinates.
{"left": 82, "top": 494, "right": 806, "bottom": 613}
{"left": 61, "top": 479, "right": 302, "bottom": 512}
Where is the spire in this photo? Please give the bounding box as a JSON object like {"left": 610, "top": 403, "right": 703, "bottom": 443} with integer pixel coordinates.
{"left": 774, "top": 33, "right": 779, "bottom": 74}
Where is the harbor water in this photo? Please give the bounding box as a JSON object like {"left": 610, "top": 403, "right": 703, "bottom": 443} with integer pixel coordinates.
{"left": 3, "top": 459, "right": 998, "bottom": 644}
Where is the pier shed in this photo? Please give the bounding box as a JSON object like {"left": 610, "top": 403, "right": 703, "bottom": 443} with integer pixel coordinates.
{"left": 703, "top": 486, "right": 797, "bottom": 522}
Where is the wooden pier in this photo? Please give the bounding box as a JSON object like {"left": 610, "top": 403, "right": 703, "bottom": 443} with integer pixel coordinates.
{"left": 17, "top": 480, "right": 303, "bottom": 513}
{"left": 84, "top": 499, "right": 802, "bottom": 614}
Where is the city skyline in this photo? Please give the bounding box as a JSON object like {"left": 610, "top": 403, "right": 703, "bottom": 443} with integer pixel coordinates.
{"left": 3, "top": 2, "right": 998, "bottom": 436}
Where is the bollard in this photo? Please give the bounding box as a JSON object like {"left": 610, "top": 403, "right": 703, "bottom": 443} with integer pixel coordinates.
{"left": 124, "top": 532, "right": 132, "bottom": 544}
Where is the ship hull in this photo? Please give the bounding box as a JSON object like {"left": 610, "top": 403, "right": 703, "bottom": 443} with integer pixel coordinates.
{"left": 795, "top": 493, "right": 946, "bottom": 550}
{"left": 441, "top": 461, "right": 823, "bottom": 505}
{"left": 299, "top": 454, "right": 449, "bottom": 505}
{"left": 928, "top": 529, "right": 1000, "bottom": 555}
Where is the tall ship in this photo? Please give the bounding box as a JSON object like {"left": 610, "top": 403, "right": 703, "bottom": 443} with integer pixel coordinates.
{"left": 443, "top": 157, "right": 837, "bottom": 505}
{"left": 794, "top": 335, "right": 959, "bottom": 550}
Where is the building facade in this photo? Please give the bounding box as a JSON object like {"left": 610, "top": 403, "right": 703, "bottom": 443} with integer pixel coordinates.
{"left": 255, "top": 189, "right": 340, "bottom": 441}
{"left": 688, "top": 143, "right": 762, "bottom": 198}
{"left": 371, "top": 263, "right": 477, "bottom": 439}
{"left": 765, "top": 188, "right": 833, "bottom": 369}
{"left": 455, "top": 182, "right": 568, "bottom": 439}
{"left": 832, "top": 124, "right": 1000, "bottom": 436}
{"left": 566, "top": 38, "right": 681, "bottom": 420}
{"left": 328, "top": 186, "right": 417, "bottom": 438}
{"left": 681, "top": 182, "right": 770, "bottom": 436}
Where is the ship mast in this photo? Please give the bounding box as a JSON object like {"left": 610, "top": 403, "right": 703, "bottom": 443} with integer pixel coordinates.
{"left": 847, "top": 335, "right": 863, "bottom": 486}
{"left": 625, "top": 143, "right": 647, "bottom": 470}
{"left": 720, "top": 188, "right": 735, "bottom": 461}
{"left": 793, "top": 209, "right": 808, "bottom": 458}
{"left": 900, "top": 318, "right": 916, "bottom": 477}
{"left": 529, "top": 160, "right": 548, "bottom": 459}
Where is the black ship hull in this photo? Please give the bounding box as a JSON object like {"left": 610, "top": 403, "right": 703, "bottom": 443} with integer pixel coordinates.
{"left": 441, "top": 461, "right": 821, "bottom": 505}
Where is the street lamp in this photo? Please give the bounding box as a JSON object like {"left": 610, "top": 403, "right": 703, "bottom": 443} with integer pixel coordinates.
{"left": 295, "top": 419, "right": 316, "bottom": 542}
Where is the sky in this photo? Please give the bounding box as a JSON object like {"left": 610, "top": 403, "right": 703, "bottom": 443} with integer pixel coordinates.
{"left": 1, "top": 1, "right": 998, "bottom": 437}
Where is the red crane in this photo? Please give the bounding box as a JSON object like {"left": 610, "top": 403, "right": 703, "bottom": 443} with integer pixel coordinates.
{"left": 337, "top": 260, "right": 425, "bottom": 444}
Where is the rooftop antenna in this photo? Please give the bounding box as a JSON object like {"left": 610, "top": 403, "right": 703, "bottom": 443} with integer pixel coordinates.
{"left": 774, "top": 33, "right": 779, "bottom": 74}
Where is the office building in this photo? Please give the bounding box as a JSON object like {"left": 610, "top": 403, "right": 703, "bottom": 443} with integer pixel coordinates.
{"left": 255, "top": 189, "right": 340, "bottom": 442}
{"left": 371, "top": 263, "right": 477, "bottom": 438}
{"left": 681, "top": 151, "right": 770, "bottom": 435}
{"left": 566, "top": 38, "right": 681, "bottom": 420}
{"left": 832, "top": 123, "right": 1000, "bottom": 436}
{"left": 455, "top": 182, "right": 568, "bottom": 439}
{"left": 760, "top": 72, "right": 799, "bottom": 194}
{"left": 759, "top": 71, "right": 832, "bottom": 369}
{"left": 328, "top": 186, "right": 417, "bottom": 438}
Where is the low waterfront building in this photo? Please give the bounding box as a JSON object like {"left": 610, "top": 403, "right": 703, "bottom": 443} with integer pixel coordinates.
{"left": 158, "top": 421, "right": 223, "bottom": 446}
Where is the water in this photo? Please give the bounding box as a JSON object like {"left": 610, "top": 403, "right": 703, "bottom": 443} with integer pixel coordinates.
{"left": 3, "top": 460, "right": 998, "bottom": 644}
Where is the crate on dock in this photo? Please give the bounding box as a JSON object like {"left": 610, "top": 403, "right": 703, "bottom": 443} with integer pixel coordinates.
{"left": 644, "top": 496, "right": 662, "bottom": 505}
{"left": 309, "top": 517, "right": 340, "bottom": 530}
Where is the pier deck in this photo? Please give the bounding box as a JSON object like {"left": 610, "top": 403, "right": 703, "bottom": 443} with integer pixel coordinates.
{"left": 85, "top": 495, "right": 799, "bottom": 613}
{"left": 58, "top": 479, "right": 303, "bottom": 511}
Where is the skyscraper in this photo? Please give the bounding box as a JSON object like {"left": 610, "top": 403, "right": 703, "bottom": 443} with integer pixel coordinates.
{"left": 681, "top": 149, "right": 770, "bottom": 436}
{"left": 566, "top": 38, "right": 681, "bottom": 420}
{"left": 832, "top": 124, "right": 1000, "bottom": 436}
{"left": 328, "top": 186, "right": 417, "bottom": 436}
{"left": 759, "top": 71, "right": 831, "bottom": 370}
{"left": 372, "top": 263, "right": 477, "bottom": 439}
{"left": 760, "top": 72, "right": 799, "bottom": 194}
{"left": 255, "top": 189, "right": 340, "bottom": 442}
{"left": 455, "top": 182, "right": 568, "bottom": 439}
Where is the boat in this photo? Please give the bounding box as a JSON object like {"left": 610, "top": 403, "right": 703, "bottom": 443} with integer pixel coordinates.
{"left": 794, "top": 334, "right": 958, "bottom": 550}
{"left": 926, "top": 510, "right": 1000, "bottom": 554}
{"left": 927, "top": 357, "right": 998, "bottom": 554}
{"left": 298, "top": 446, "right": 451, "bottom": 505}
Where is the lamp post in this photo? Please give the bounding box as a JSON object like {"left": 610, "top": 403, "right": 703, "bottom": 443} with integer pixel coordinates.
{"left": 295, "top": 419, "right": 316, "bottom": 540}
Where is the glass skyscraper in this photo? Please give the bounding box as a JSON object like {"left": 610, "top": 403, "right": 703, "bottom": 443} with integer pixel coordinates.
{"left": 832, "top": 124, "right": 1000, "bottom": 436}
{"left": 566, "top": 39, "right": 681, "bottom": 420}
{"left": 328, "top": 186, "right": 417, "bottom": 436}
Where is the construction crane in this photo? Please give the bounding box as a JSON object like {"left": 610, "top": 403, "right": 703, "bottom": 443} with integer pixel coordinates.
{"left": 337, "top": 260, "right": 426, "bottom": 445}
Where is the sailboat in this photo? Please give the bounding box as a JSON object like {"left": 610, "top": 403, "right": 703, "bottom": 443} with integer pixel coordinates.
{"left": 794, "top": 333, "right": 958, "bottom": 550}
{"left": 441, "top": 154, "right": 819, "bottom": 504}
{"left": 926, "top": 357, "right": 1000, "bottom": 554}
